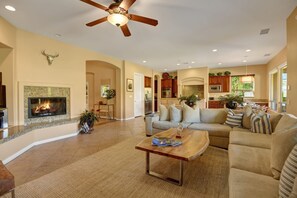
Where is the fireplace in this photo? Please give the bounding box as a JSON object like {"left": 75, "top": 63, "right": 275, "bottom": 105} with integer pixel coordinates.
{"left": 28, "top": 97, "right": 67, "bottom": 118}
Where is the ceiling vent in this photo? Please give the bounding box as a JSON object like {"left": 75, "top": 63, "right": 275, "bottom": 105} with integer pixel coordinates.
{"left": 260, "top": 28, "right": 270, "bottom": 35}
{"left": 264, "top": 53, "right": 271, "bottom": 57}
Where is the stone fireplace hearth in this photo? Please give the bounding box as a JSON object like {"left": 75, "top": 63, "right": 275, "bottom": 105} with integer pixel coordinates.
{"left": 24, "top": 86, "right": 70, "bottom": 125}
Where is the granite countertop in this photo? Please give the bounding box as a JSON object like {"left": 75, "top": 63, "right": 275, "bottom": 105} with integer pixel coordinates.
{"left": 0, "top": 118, "right": 79, "bottom": 144}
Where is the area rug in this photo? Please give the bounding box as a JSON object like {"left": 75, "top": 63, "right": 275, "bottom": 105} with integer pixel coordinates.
{"left": 2, "top": 135, "right": 229, "bottom": 198}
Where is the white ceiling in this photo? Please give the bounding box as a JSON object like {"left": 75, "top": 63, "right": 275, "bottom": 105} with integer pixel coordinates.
{"left": 0, "top": 0, "right": 296, "bottom": 71}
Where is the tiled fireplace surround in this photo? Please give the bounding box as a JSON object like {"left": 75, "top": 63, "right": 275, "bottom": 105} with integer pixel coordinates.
{"left": 24, "top": 86, "right": 70, "bottom": 125}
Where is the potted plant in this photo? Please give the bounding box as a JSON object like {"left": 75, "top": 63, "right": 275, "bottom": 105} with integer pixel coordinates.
{"left": 79, "top": 110, "right": 98, "bottom": 133}
{"left": 224, "top": 71, "right": 231, "bottom": 76}
{"left": 217, "top": 72, "right": 223, "bottom": 76}
{"left": 218, "top": 94, "right": 243, "bottom": 109}
{"left": 209, "top": 73, "right": 216, "bottom": 76}
{"left": 104, "top": 89, "right": 116, "bottom": 104}
{"left": 178, "top": 94, "right": 200, "bottom": 107}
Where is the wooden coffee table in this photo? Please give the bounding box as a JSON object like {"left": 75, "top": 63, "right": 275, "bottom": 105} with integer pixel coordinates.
{"left": 135, "top": 128, "right": 209, "bottom": 186}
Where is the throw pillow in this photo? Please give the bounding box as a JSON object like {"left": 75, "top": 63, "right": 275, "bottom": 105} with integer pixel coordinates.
{"left": 271, "top": 127, "right": 297, "bottom": 179}
{"left": 159, "top": 104, "right": 170, "bottom": 121}
{"left": 170, "top": 105, "right": 182, "bottom": 122}
{"left": 274, "top": 114, "right": 297, "bottom": 133}
{"left": 279, "top": 145, "right": 297, "bottom": 198}
{"left": 269, "top": 113, "right": 283, "bottom": 133}
{"left": 225, "top": 109, "right": 243, "bottom": 127}
{"left": 182, "top": 104, "right": 200, "bottom": 123}
{"left": 250, "top": 112, "right": 272, "bottom": 134}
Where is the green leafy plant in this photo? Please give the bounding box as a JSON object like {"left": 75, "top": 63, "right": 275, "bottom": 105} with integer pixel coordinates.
{"left": 217, "top": 72, "right": 223, "bottom": 76}
{"left": 224, "top": 71, "right": 231, "bottom": 76}
{"left": 218, "top": 94, "right": 243, "bottom": 109}
{"left": 79, "top": 110, "right": 98, "bottom": 128}
{"left": 178, "top": 94, "right": 200, "bottom": 107}
{"left": 105, "top": 89, "right": 116, "bottom": 100}
{"left": 209, "top": 73, "right": 216, "bottom": 76}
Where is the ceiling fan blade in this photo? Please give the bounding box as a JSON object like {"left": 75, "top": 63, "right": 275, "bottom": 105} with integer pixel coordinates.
{"left": 80, "top": 0, "right": 108, "bottom": 11}
{"left": 86, "top": 16, "right": 108, "bottom": 27}
{"left": 130, "top": 14, "right": 158, "bottom": 26}
{"left": 120, "top": 0, "right": 136, "bottom": 10}
{"left": 120, "top": 25, "right": 131, "bottom": 37}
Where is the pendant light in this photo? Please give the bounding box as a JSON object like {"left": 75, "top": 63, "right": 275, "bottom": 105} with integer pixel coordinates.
{"left": 241, "top": 60, "right": 252, "bottom": 83}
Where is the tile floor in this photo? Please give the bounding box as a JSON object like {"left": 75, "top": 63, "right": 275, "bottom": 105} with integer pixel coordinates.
{"left": 6, "top": 117, "right": 146, "bottom": 186}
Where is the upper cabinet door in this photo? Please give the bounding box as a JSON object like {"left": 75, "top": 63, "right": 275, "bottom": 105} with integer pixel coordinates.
{"left": 144, "top": 76, "right": 152, "bottom": 87}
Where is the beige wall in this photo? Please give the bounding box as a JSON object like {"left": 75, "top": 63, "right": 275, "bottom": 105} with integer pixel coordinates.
{"left": 124, "top": 61, "right": 153, "bottom": 119}
{"left": 287, "top": 7, "right": 297, "bottom": 115}
{"left": 266, "top": 47, "right": 287, "bottom": 73}
{"left": 210, "top": 64, "right": 267, "bottom": 99}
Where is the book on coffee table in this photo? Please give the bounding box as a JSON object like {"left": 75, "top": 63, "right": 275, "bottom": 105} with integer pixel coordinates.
{"left": 152, "top": 137, "right": 182, "bottom": 147}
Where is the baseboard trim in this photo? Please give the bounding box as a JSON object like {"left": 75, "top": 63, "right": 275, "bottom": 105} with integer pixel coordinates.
{"left": 3, "top": 131, "right": 79, "bottom": 164}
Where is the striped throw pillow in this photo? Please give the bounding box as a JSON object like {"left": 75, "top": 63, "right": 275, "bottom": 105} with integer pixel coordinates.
{"left": 279, "top": 145, "right": 297, "bottom": 198}
{"left": 225, "top": 109, "right": 243, "bottom": 127}
{"left": 250, "top": 113, "right": 272, "bottom": 134}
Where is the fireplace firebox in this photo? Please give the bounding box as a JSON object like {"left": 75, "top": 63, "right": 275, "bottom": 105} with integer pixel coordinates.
{"left": 28, "top": 97, "right": 67, "bottom": 118}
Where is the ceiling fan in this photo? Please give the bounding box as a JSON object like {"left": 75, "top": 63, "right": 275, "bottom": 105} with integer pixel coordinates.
{"left": 81, "top": 0, "right": 158, "bottom": 37}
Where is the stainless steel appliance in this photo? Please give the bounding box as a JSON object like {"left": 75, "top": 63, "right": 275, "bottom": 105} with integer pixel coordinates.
{"left": 209, "top": 85, "right": 222, "bottom": 93}
{"left": 0, "top": 108, "right": 8, "bottom": 128}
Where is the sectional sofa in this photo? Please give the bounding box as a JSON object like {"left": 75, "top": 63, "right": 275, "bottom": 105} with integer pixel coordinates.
{"left": 145, "top": 104, "right": 297, "bottom": 197}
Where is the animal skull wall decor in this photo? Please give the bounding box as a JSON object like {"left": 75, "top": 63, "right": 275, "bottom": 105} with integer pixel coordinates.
{"left": 41, "top": 50, "right": 59, "bottom": 65}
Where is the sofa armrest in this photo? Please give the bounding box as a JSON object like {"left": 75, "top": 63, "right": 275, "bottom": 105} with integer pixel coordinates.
{"left": 145, "top": 114, "right": 160, "bottom": 136}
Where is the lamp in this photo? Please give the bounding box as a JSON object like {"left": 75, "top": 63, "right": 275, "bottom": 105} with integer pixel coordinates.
{"left": 107, "top": 13, "right": 129, "bottom": 27}
{"left": 241, "top": 61, "right": 253, "bottom": 83}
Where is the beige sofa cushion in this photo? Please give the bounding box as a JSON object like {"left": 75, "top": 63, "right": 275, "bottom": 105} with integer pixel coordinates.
{"left": 270, "top": 113, "right": 283, "bottom": 132}
{"left": 229, "top": 144, "right": 273, "bottom": 176}
{"left": 159, "top": 104, "right": 170, "bottom": 121}
{"left": 271, "top": 127, "right": 297, "bottom": 179}
{"left": 274, "top": 114, "right": 297, "bottom": 133}
{"left": 182, "top": 104, "right": 200, "bottom": 123}
{"left": 229, "top": 168, "right": 279, "bottom": 198}
{"left": 200, "top": 109, "right": 227, "bottom": 124}
{"left": 230, "top": 131, "right": 272, "bottom": 149}
{"left": 152, "top": 121, "right": 191, "bottom": 130}
{"left": 188, "top": 123, "right": 231, "bottom": 137}
{"left": 232, "top": 127, "right": 251, "bottom": 132}
{"left": 169, "top": 105, "right": 182, "bottom": 122}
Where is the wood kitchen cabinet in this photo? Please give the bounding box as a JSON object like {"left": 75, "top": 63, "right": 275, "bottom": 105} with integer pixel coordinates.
{"left": 209, "top": 76, "right": 230, "bottom": 92}
{"left": 161, "top": 79, "right": 172, "bottom": 88}
{"left": 172, "top": 79, "right": 177, "bottom": 98}
{"left": 208, "top": 101, "right": 224, "bottom": 108}
{"left": 144, "top": 76, "right": 151, "bottom": 87}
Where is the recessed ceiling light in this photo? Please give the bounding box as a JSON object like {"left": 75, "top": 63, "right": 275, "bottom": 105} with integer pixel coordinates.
{"left": 212, "top": 49, "right": 218, "bottom": 52}
{"left": 245, "top": 49, "right": 251, "bottom": 52}
{"left": 242, "top": 60, "right": 247, "bottom": 63}
{"left": 177, "top": 63, "right": 180, "bottom": 66}
{"left": 5, "top": 5, "right": 16, "bottom": 11}
{"left": 191, "top": 61, "right": 195, "bottom": 64}
{"left": 218, "top": 62, "right": 222, "bottom": 65}
{"left": 164, "top": 69, "right": 167, "bottom": 71}
{"left": 188, "top": 66, "right": 192, "bottom": 69}
{"left": 142, "top": 60, "right": 147, "bottom": 63}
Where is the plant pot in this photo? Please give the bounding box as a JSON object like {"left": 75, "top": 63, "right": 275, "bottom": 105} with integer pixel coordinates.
{"left": 226, "top": 101, "right": 237, "bottom": 109}
{"left": 186, "top": 102, "right": 194, "bottom": 107}
{"left": 87, "top": 120, "right": 94, "bottom": 131}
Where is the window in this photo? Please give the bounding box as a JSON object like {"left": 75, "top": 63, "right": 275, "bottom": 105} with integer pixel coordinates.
{"left": 231, "top": 75, "right": 255, "bottom": 98}
{"left": 280, "top": 66, "right": 287, "bottom": 112}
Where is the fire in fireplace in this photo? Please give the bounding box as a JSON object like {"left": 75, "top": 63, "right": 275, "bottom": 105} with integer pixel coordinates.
{"left": 28, "top": 97, "right": 66, "bottom": 118}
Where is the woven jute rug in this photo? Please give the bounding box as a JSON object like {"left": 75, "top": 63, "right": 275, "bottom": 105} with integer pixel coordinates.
{"left": 2, "top": 135, "right": 229, "bottom": 198}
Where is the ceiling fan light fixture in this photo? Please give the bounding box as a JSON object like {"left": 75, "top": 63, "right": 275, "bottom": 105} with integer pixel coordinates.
{"left": 107, "top": 13, "right": 129, "bottom": 27}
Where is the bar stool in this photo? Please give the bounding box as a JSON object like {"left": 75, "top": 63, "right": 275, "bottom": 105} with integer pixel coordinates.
{"left": 0, "top": 160, "right": 15, "bottom": 198}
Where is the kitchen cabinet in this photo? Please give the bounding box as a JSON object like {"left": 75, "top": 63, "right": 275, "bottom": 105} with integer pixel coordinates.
{"left": 208, "top": 101, "right": 224, "bottom": 108}
{"left": 209, "top": 76, "right": 230, "bottom": 92}
{"left": 161, "top": 79, "right": 177, "bottom": 98}
{"left": 144, "top": 76, "right": 151, "bottom": 87}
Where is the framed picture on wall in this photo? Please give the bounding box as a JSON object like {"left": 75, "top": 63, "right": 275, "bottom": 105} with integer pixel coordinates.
{"left": 127, "top": 79, "right": 133, "bottom": 92}
{"left": 101, "top": 85, "right": 110, "bottom": 97}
